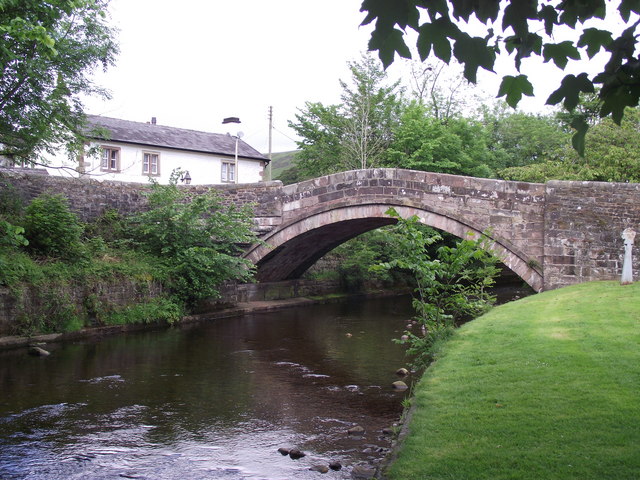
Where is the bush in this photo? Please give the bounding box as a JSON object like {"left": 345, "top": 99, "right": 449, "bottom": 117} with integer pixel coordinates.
{"left": 0, "top": 249, "right": 43, "bottom": 287}
{"left": 102, "top": 297, "right": 183, "bottom": 326}
{"left": 23, "top": 193, "right": 84, "bottom": 260}
{"left": 130, "top": 176, "right": 257, "bottom": 307}
{"left": 375, "top": 208, "right": 500, "bottom": 368}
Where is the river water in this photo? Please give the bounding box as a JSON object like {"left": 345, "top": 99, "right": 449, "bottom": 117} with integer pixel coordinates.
{"left": 0, "top": 296, "right": 417, "bottom": 479}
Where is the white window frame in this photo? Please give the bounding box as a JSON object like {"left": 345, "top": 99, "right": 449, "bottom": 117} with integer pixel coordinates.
{"left": 142, "top": 151, "right": 160, "bottom": 176}
{"left": 101, "top": 147, "right": 120, "bottom": 173}
{"left": 221, "top": 161, "right": 235, "bottom": 183}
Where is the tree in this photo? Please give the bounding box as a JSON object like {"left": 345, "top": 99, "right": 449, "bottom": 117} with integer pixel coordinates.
{"left": 384, "top": 102, "right": 495, "bottom": 177}
{"left": 407, "top": 59, "right": 484, "bottom": 121}
{"left": 0, "top": 0, "right": 118, "bottom": 163}
{"left": 499, "top": 107, "right": 640, "bottom": 182}
{"left": 360, "top": 0, "right": 640, "bottom": 154}
{"left": 289, "top": 54, "right": 403, "bottom": 176}
{"left": 482, "top": 107, "right": 571, "bottom": 170}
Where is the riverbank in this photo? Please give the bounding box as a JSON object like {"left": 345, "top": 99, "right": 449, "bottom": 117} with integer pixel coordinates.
{"left": 383, "top": 281, "right": 640, "bottom": 479}
{"left": 0, "top": 289, "right": 405, "bottom": 351}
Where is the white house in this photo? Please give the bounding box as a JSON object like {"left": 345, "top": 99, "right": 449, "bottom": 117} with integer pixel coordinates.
{"left": 50, "top": 115, "right": 269, "bottom": 185}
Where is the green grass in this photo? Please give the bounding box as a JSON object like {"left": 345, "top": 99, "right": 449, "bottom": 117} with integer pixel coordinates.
{"left": 385, "top": 281, "right": 640, "bottom": 480}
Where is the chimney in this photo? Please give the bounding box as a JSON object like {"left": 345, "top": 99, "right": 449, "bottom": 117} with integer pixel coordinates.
{"left": 151, "top": 117, "right": 157, "bottom": 125}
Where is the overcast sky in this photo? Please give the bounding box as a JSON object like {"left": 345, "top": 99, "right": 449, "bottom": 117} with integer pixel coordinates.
{"left": 84, "top": 1, "right": 623, "bottom": 154}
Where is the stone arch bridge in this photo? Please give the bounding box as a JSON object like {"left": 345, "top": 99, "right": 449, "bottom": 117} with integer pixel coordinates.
{"left": 2, "top": 168, "right": 640, "bottom": 291}
{"left": 244, "top": 169, "right": 640, "bottom": 292}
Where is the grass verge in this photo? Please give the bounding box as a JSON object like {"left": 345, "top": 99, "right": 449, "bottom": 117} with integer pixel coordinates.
{"left": 385, "top": 281, "right": 640, "bottom": 480}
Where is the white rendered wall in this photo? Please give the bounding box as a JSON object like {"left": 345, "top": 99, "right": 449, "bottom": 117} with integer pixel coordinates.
{"left": 45, "top": 143, "right": 265, "bottom": 185}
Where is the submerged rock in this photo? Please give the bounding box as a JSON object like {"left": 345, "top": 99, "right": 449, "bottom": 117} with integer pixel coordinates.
{"left": 289, "top": 448, "right": 306, "bottom": 459}
{"left": 310, "top": 464, "right": 329, "bottom": 473}
{"left": 395, "top": 367, "right": 409, "bottom": 376}
{"left": 28, "top": 346, "right": 50, "bottom": 357}
{"left": 392, "top": 381, "right": 408, "bottom": 391}
{"left": 351, "top": 464, "right": 377, "bottom": 479}
{"left": 347, "top": 425, "right": 365, "bottom": 435}
{"left": 329, "top": 461, "right": 342, "bottom": 471}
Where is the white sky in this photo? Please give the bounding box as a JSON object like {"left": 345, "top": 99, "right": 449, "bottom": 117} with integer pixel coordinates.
{"left": 84, "top": 0, "right": 627, "bottom": 154}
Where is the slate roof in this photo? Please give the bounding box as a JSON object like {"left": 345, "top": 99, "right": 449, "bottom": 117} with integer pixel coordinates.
{"left": 85, "top": 115, "right": 268, "bottom": 161}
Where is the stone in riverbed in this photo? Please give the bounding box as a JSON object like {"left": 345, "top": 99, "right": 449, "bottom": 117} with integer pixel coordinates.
{"left": 28, "top": 346, "right": 50, "bottom": 357}
{"left": 329, "top": 461, "right": 342, "bottom": 471}
{"left": 351, "top": 464, "right": 377, "bottom": 479}
{"left": 347, "top": 425, "right": 365, "bottom": 435}
{"left": 277, "top": 447, "right": 289, "bottom": 456}
{"left": 289, "top": 448, "right": 306, "bottom": 459}
{"left": 395, "top": 367, "right": 409, "bottom": 376}
{"left": 309, "top": 464, "right": 329, "bottom": 473}
{"left": 392, "top": 381, "right": 408, "bottom": 391}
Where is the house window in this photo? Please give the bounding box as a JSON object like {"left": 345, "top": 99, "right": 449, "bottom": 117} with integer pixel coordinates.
{"left": 101, "top": 147, "right": 120, "bottom": 172}
{"left": 221, "top": 161, "right": 235, "bottom": 182}
{"left": 143, "top": 152, "right": 160, "bottom": 176}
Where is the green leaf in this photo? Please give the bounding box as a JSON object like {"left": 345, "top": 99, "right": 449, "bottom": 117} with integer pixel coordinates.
{"left": 505, "top": 33, "right": 543, "bottom": 70}
{"left": 368, "top": 27, "right": 412, "bottom": 68}
{"left": 450, "top": 0, "right": 500, "bottom": 23}
{"left": 502, "top": 0, "right": 538, "bottom": 37}
{"left": 453, "top": 33, "right": 495, "bottom": 83}
{"left": 424, "top": 0, "right": 450, "bottom": 20}
{"left": 416, "top": 18, "right": 458, "bottom": 63}
{"left": 570, "top": 115, "right": 589, "bottom": 156}
{"left": 537, "top": 4, "right": 558, "bottom": 35}
{"left": 619, "top": 0, "right": 640, "bottom": 21}
{"left": 577, "top": 28, "right": 614, "bottom": 58}
{"left": 360, "top": 0, "right": 421, "bottom": 30}
{"left": 497, "top": 74, "right": 534, "bottom": 108}
{"left": 546, "top": 73, "right": 595, "bottom": 110}
{"left": 599, "top": 84, "right": 640, "bottom": 124}
{"left": 542, "top": 41, "right": 581, "bottom": 69}
{"left": 559, "top": 0, "right": 606, "bottom": 27}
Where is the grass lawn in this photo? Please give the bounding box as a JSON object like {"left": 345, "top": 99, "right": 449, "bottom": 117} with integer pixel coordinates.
{"left": 385, "top": 281, "right": 640, "bottom": 480}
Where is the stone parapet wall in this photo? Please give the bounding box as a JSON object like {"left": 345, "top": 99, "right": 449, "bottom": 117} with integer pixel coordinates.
{"left": 543, "top": 180, "right": 640, "bottom": 290}
{"left": 4, "top": 169, "right": 640, "bottom": 292}
{"left": 0, "top": 170, "right": 283, "bottom": 234}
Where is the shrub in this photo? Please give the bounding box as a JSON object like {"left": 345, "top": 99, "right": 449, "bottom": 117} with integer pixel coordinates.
{"left": 102, "top": 297, "right": 183, "bottom": 326}
{"left": 130, "top": 176, "right": 257, "bottom": 307}
{"left": 375, "top": 208, "right": 500, "bottom": 368}
{"left": 23, "top": 193, "right": 84, "bottom": 260}
{"left": 0, "top": 249, "right": 43, "bottom": 287}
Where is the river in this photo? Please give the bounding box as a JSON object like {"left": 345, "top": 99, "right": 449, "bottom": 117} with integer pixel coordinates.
{"left": 0, "top": 296, "right": 417, "bottom": 479}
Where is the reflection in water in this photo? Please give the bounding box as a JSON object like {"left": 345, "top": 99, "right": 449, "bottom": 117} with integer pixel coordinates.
{"left": 0, "top": 296, "right": 415, "bottom": 479}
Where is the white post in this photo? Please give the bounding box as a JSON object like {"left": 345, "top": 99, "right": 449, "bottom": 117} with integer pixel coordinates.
{"left": 621, "top": 228, "right": 636, "bottom": 285}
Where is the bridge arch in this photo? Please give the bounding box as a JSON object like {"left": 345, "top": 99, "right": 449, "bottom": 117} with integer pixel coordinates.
{"left": 245, "top": 201, "right": 543, "bottom": 292}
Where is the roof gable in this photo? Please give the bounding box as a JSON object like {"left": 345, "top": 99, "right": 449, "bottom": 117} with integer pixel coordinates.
{"left": 85, "top": 115, "right": 267, "bottom": 161}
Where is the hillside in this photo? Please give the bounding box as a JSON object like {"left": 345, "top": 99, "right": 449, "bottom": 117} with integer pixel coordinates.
{"left": 266, "top": 150, "right": 298, "bottom": 180}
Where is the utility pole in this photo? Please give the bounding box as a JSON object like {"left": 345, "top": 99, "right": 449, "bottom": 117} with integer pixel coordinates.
{"left": 266, "top": 106, "right": 273, "bottom": 182}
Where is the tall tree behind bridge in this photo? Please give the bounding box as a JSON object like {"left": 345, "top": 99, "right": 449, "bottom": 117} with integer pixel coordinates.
{"left": 0, "top": 0, "right": 118, "bottom": 164}
{"left": 289, "top": 54, "right": 403, "bottom": 177}
{"left": 360, "top": 0, "right": 640, "bottom": 155}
